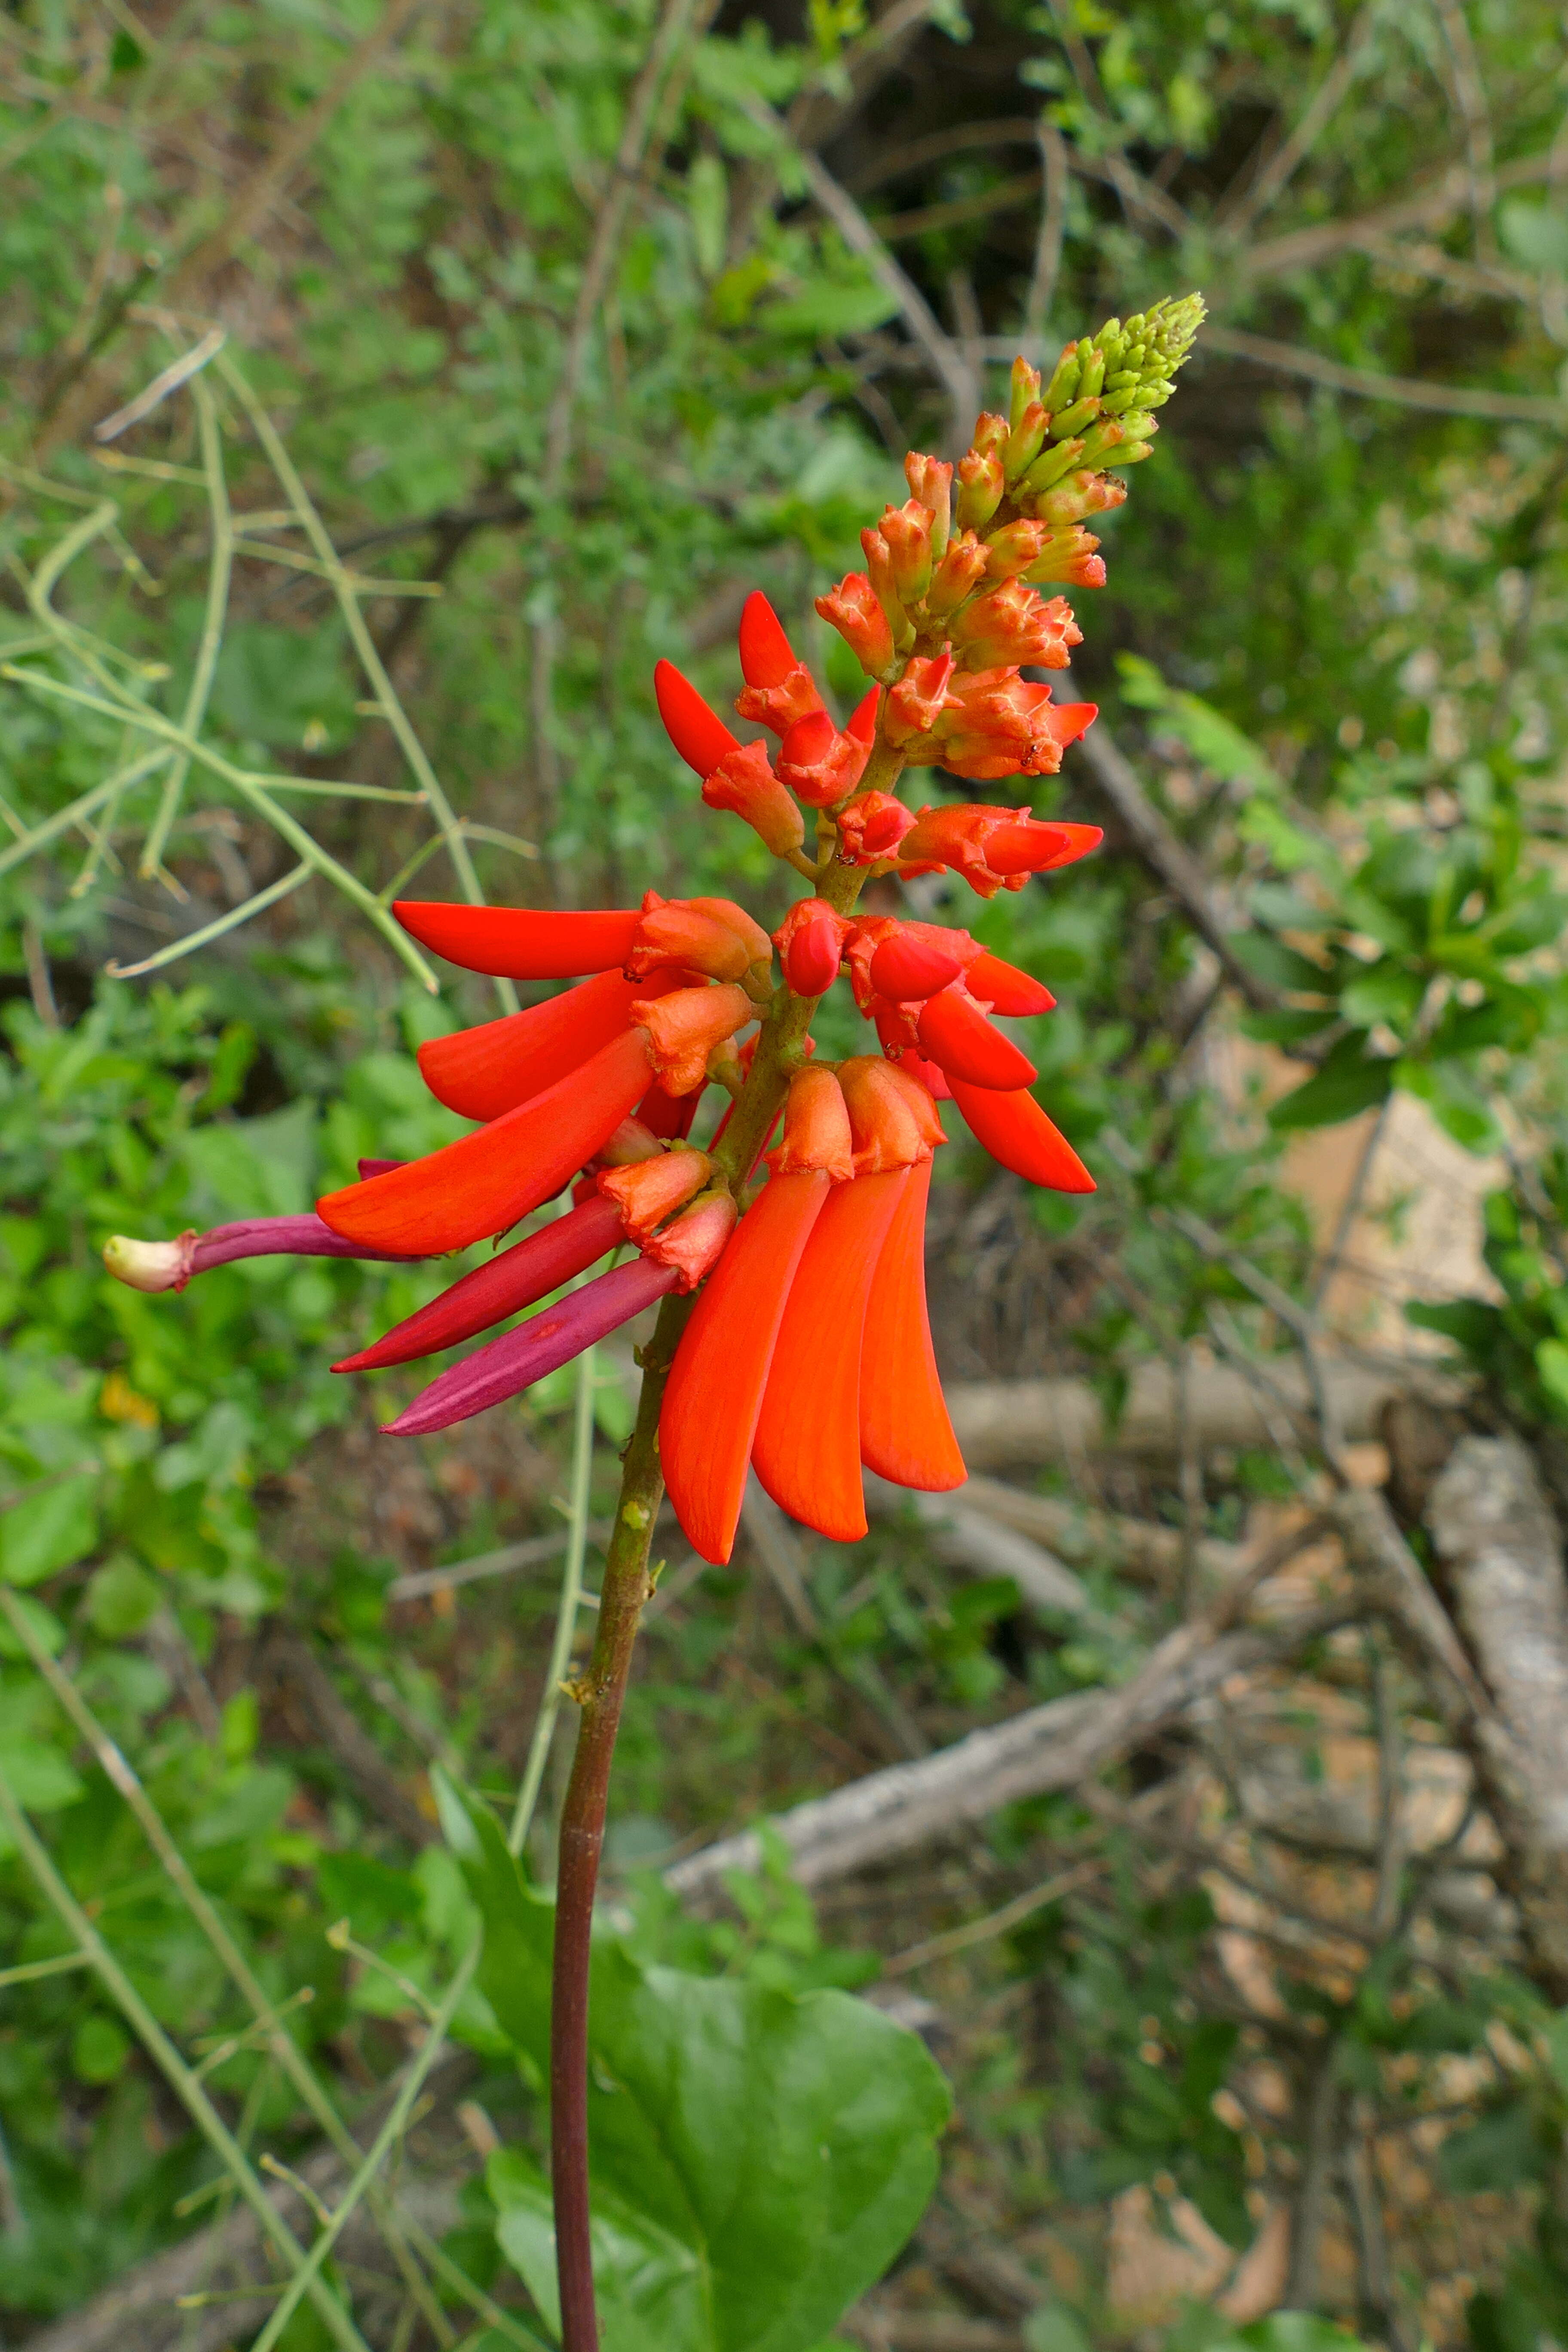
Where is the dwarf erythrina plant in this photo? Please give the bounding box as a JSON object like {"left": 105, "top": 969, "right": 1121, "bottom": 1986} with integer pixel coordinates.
{"left": 104, "top": 298, "right": 1204, "bottom": 2352}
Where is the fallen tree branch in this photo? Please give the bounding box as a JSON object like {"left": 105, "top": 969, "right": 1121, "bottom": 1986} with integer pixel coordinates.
{"left": 954, "top": 1472, "right": 1242, "bottom": 1586}
{"left": 665, "top": 1602, "right": 1342, "bottom": 1903}
{"left": 863, "top": 1471, "right": 1098, "bottom": 1620}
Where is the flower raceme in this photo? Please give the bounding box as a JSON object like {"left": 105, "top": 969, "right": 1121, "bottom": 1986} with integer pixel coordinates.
{"left": 103, "top": 308, "right": 1206, "bottom": 1563}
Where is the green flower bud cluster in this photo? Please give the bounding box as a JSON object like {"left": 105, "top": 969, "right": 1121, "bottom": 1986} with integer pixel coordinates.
{"left": 994, "top": 292, "right": 1206, "bottom": 530}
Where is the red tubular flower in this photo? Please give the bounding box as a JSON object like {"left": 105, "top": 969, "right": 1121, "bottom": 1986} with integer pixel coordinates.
{"left": 394, "top": 902, "right": 640, "bottom": 980}
{"left": 868, "top": 928, "right": 967, "bottom": 1002}
{"left": 948, "top": 1074, "right": 1095, "bottom": 1191}
{"left": 630, "top": 982, "right": 752, "bottom": 1096}
{"left": 701, "top": 742, "right": 805, "bottom": 859}
{"left": 654, "top": 660, "right": 740, "bottom": 775}
{"left": 836, "top": 793, "right": 916, "bottom": 864}
{"left": 950, "top": 584, "right": 1081, "bottom": 673}
{"left": 735, "top": 593, "right": 825, "bottom": 734}
{"left": 860, "top": 1158, "right": 965, "bottom": 1491}
{"left": 769, "top": 1066, "right": 853, "bottom": 1181}
{"left": 751, "top": 1168, "right": 910, "bottom": 1542}
{"left": 637, "top": 1081, "right": 700, "bottom": 1141}
{"left": 885, "top": 653, "right": 955, "bottom": 749}
{"left": 417, "top": 968, "right": 683, "bottom": 1123}
{"left": 641, "top": 1189, "right": 737, "bottom": 1289}
{"left": 776, "top": 710, "right": 871, "bottom": 808}
{"left": 775, "top": 897, "right": 851, "bottom": 998}
{"left": 816, "top": 572, "right": 896, "bottom": 679}
{"left": 597, "top": 1146, "right": 711, "bottom": 1243}
{"left": 627, "top": 895, "right": 772, "bottom": 984}
{"left": 317, "top": 1025, "right": 654, "bottom": 1256}
{"left": 917, "top": 984, "right": 1038, "bottom": 1090}
{"left": 660, "top": 1169, "right": 831, "bottom": 1563}
{"left": 897, "top": 804, "right": 1102, "bottom": 897}
{"left": 385, "top": 1256, "right": 679, "bottom": 1438}
{"left": 968, "top": 951, "right": 1056, "bottom": 1015}
{"left": 332, "top": 1196, "right": 624, "bottom": 1374}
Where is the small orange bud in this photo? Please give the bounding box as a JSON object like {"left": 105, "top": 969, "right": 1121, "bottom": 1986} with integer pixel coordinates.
{"left": 769, "top": 1066, "right": 853, "bottom": 1181}
{"left": 642, "top": 1189, "right": 738, "bottom": 1290}
{"left": 597, "top": 1146, "right": 712, "bottom": 1242}
{"left": 839, "top": 1054, "right": 944, "bottom": 1173}
{"left": 631, "top": 983, "right": 752, "bottom": 1095}
{"left": 701, "top": 742, "right": 806, "bottom": 858}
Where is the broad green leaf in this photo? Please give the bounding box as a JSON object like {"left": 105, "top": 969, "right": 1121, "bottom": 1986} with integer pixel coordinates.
{"left": 1211, "top": 2319, "right": 1373, "bottom": 2352}
{"left": 2, "top": 1475, "right": 99, "bottom": 1588}
{"left": 1268, "top": 1043, "right": 1392, "bottom": 1132}
{"left": 1116, "top": 655, "right": 1276, "bottom": 790}
{"left": 0, "top": 1737, "right": 85, "bottom": 1812}
{"left": 1438, "top": 2097, "right": 1546, "bottom": 2193}
{"left": 466, "top": 1810, "right": 949, "bottom": 2352}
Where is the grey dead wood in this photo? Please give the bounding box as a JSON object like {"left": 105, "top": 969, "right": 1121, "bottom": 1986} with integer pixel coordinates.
{"left": 862, "top": 1471, "right": 1097, "bottom": 1620}
{"left": 947, "top": 1472, "right": 1242, "bottom": 1586}
{"left": 665, "top": 1604, "right": 1338, "bottom": 1905}
{"left": 943, "top": 1357, "right": 1417, "bottom": 1472}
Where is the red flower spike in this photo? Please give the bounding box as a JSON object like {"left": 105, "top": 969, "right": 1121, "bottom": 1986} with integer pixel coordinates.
{"left": 948, "top": 1074, "right": 1095, "bottom": 1192}
{"left": 769, "top": 1066, "right": 853, "bottom": 1180}
{"left": 839, "top": 1054, "right": 943, "bottom": 1173}
{"left": 917, "top": 984, "right": 1038, "bottom": 1090}
{"left": 950, "top": 582, "right": 1081, "bottom": 674}
{"left": 631, "top": 982, "right": 752, "bottom": 1096}
{"left": 885, "top": 653, "right": 956, "bottom": 749}
{"left": 869, "top": 930, "right": 965, "bottom": 1003}
{"left": 846, "top": 686, "right": 879, "bottom": 745}
{"left": 816, "top": 573, "right": 894, "bottom": 679}
{"left": 904, "top": 454, "right": 952, "bottom": 559}
{"left": 394, "top": 902, "right": 640, "bottom": 981}
{"left": 597, "top": 1146, "right": 712, "bottom": 1243}
{"left": 860, "top": 1158, "right": 965, "bottom": 1491}
{"left": 777, "top": 709, "right": 872, "bottom": 808}
{"left": 627, "top": 896, "right": 770, "bottom": 984}
{"left": 655, "top": 659, "right": 740, "bottom": 775}
{"left": 751, "top": 1168, "right": 910, "bottom": 1544}
{"left": 836, "top": 793, "right": 917, "bottom": 864}
{"left": 637, "top": 1081, "right": 699, "bottom": 1141}
{"left": 417, "top": 967, "right": 682, "bottom": 1123}
{"left": 701, "top": 742, "right": 805, "bottom": 858}
{"left": 968, "top": 951, "right": 1056, "bottom": 1016}
{"left": 923, "top": 530, "right": 990, "bottom": 619}
{"left": 331, "top": 1196, "right": 624, "bottom": 1375}
{"left": 879, "top": 499, "right": 935, "bottom": 605}
{"left": 737, "top": 591, "right": 799, "bottom": 689}
{"left": 775, "top": 897, "right": 850, "bottom": 998}
{"left": 641, "top": 1188, "right": 738, "bottom": 1290}
{"left": 660, "top": 1169, "right": 831, "bottom": 1564}
{"left": 317, "top": 1025, "right": 654, "bottom": 1256}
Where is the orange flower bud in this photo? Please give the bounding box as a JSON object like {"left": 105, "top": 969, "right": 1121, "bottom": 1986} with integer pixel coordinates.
{"left": 983, "top": 519, "right": 1053, "bottom": 582}
{"left": 885, "top": 653, "right": 955, "bottom": 748}
{"left": 859, "top": 527, "right": 909, "bottom": 640}
{"left": 776, "top": 710, "right": 871, "bottom": 808}
{"left": 642, "top": 1189, "right": 738, "bottom": 1290}
{"left": 631, "top": 983, "right": 752, "bottom": 1095}
{"left": 1022, "top": 528, "right": 1108, "bottom": 589}
{"left": 950, "top": 582, "right": 1081, "bottom": 673}
{"left": 774, "top": 896, "right": 851, "bottom": 997}
{"left": 627, "top": 895, "right": 769, "bottom": 983}
{"left": 923, "top": 528, "right": 989, "bottom": 618}
{"left": 904, "top": 453, "right": 952, "bottom": 559}
{"left": 769, "top": 1066, "right": 853, "bottom": 1181}
{"left": 701, "top": 741, "right": 805, "bottom": 858}
{"left": 879, "top": 498, "right": 934, "bottom": 605}
{"left": 896, "top": 803, "right": 1103, "bottom": 897}
{"left": 839, "top": 1055, "right": 944, "bottom": 1173}
{"left": 735, "top": 663, "right": 824, "bottom": 735}
{"left": 816, "top": 573, "right": 895, "bottom": 679}
{"left": 836, "top": 792, "right": 917, "bottom": 864}
{"left": 955, "top": 448, "right": 1004, "bottom": 532}
{"left": 592, "top": 1117, "right": 664, "bottom": 1169}
{"left": 597, "top": 1145, "right": 712, "bottom": 1242}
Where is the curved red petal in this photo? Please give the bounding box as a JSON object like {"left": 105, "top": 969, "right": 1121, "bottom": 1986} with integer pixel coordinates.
{"left": 660, "top": 1171, "right": 830, "bottom": 1565}
{"left": 967, "top": 951, "right": 1056, "bottom": 1016}
{"left": 947, "top": 1074, "right": 1094, "bottom": 1192}
{"left": 316, "top": 1027, "right": 653, "bottom": 1255}
{"left": 916, "top": 987, "right": 1038, "bottom": 1090}
{"left": 394, "top": 902, "right": 640, "bottom": 981}
{"left": 417, "top": 970, "right": 683, "bottom": 1122}
{"left": 751, "top": 1169, "right": 908, "bottom": 1544}
{"left": 869, "top": 933, "right": 964, "bottom": 1003}
{"left": 738, "top": 591, "right": 799, "bottom": 689}
{"left": 846, "top": 684, "right": 880, "bottom": 745}
{"left": 654, "top": 659, "right": 741, "bottom": 775}
{"left": 333, "top": 1196, "right": 623, "bottom": 1373}
{"left": 860, "top": 1158, "right": 965, "bottom": 1490}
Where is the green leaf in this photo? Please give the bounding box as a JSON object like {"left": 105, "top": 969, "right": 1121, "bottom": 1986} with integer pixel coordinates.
{"left": 1438, "top": 2098, "right": 1547, "bottom": 2193}
{"left": 1211, "top": 2319, "right": 1373, "bottom": 2352}
{"left": 2, "top": 1474, "right": 99, "bottom": 1587}
{"left": 1115, "top": 655, "right": 1277, "bottom": 791}
{"left": 1498, "top": 198, "right": 1568, "bottom": 276}
{"left": 466, "top": 1810, "right": 949, "bottom": 2352}
{"left": 0, "top": 1736, "right": 84, "bottom": 1812}
{"left": 1023, "top": 2302, "right": 1092, "bottom": 2352}
{"left": 1224, "top": 932, "right": 1329, "bottom": 994}
{"left": 1268, "top": 1043, "right": 1393, "bottom": 1132}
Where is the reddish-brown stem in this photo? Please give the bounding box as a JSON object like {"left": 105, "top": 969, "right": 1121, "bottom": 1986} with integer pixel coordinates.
{"left": 548, "top": 721, "right": 905, "bottom": 2348}
{"left": 551, "top": 1288, "right": 689, "bottom": 2352}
